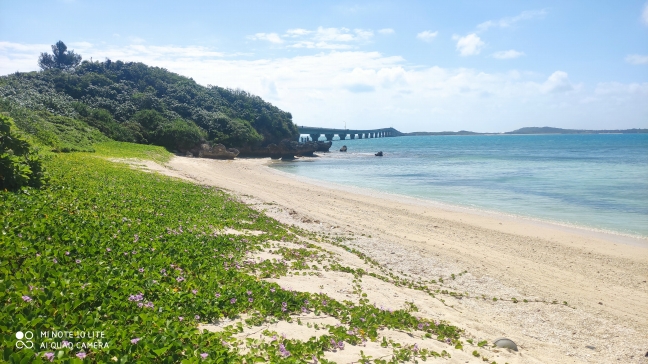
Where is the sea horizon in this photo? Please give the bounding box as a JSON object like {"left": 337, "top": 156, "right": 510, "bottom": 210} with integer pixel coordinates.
{"left": 272, "top": 133, "right": 648, "bottom": 238}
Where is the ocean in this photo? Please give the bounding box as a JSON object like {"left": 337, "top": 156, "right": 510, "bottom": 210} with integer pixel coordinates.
{"left": 271, "top": 134, "right": 648, "bottom": 238}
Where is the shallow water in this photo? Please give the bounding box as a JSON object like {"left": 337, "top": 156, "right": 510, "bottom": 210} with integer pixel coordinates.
{"left": 271, "top": 134, "right": 648, "bottom": 237}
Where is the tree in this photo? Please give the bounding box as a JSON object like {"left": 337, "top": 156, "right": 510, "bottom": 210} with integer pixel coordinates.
{"left": 38, "top": 41, "right": 82, "bottom": 71}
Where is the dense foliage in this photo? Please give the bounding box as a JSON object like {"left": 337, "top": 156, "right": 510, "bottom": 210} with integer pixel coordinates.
{"left": 38, "top": 41, "right": 82, "bottom": 71}
{"left": 1, "top": 147, "right": 463, "bottom": 363}
{"left": 0, "top": 115, "right": 46, "bottom": 190}
{"left": 0, "top": 56, "right": 297, "bottom": 151}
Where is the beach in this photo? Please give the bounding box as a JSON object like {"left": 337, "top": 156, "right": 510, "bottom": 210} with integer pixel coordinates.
{"left": 133, "top": 156, "right": 648, "bottom": 363}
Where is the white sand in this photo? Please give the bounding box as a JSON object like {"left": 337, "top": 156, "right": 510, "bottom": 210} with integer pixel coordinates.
{"left": 118, "top": 156, "right": 648, "bottom": 363}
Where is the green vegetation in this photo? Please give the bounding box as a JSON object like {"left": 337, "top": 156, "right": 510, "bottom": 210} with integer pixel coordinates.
{"left": 0, "top": 41, "right": 298, "bottom": 154}
{"left": 0, "top": 114, "right": 47, "bottom": 190}
{"left": 38, "top": 41, "right": 82, "bottom": 71}
{"left": 1, "top": 145, "right": 467, "bottom": 363}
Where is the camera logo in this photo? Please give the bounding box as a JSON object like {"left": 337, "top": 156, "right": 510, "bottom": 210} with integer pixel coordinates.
{"left": 15, "top": 331, "right": 34, "bottom": 349}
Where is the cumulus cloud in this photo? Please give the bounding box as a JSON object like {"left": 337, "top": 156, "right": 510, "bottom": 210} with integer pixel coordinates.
{"left": 452, "top": 33, "right": 485, "bottom": 56}
{"left": 626, "top": 54, "right": 648, "bottom": 64}
{"left": 416, "top": 30, "right": 438, "bottom": 42}
{"left": 248, "top": 33, "right": 284, "bottom": 44}
{"left": 493, "top": 50, "right": 525, "bottom": 59}
{"left": 249, "top": 27, "right": 374, "bottom": 49}
{"left": 477, "top": 9, "right": 547, "bottom": 31}
{"left": 378, "top": 28, "right": 394, "bottom": 34}
{"left": 541, "top": 71, "right": 573, "bottom": 93}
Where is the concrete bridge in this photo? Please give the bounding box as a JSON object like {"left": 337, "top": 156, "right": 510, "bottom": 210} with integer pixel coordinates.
{"left": 298, "top": 126, "right": 402, "bottom": 141}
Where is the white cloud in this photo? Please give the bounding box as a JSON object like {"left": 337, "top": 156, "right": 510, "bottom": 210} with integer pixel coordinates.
{"left": 541, "top": 71, "right": 573, "bottom": 93}
{"left": 250, "top": 27, "right": 374, "bottom": 49}
{"left": 493, "top": 50, "right": 525, "bottom": 59}
{"left": 452, "top": 33, "right": 485, "bottom": 56}
{"left": 286, "top": 28, "right": 312, "bottom": 37}
{"left": 416, "top": 30, "right": 438, "bottom": 42}
{"left": 2, "top": 41, "right": 646, "bottom": 132}
{"left": 378, "top": 28, "right": 394, "bottom": 35}
{"left": 643, "top": 2, "right": 648, "bottom": 25}
{"left": 248, "top": 33, "right": 284, "bottom": 44}
{"left": 626, "top": 54, "right": 648, "bottom": 64}
{"left": 477, "top": 9, "right": 547, "bottom": 31}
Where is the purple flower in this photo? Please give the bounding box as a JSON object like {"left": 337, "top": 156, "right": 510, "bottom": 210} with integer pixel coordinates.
{"left": 43, "top": 352, "right": 54, "bottom": 361}
{"left": 53, "top": 258, "right": 58, "bottom": 263}
{"left": 195, "top": 315, "right": 200, "bottom": 320}
{"left": 62, "top": 340, "right": 71, "bottom": 348}
{"left": 176, "top": 276, "right": 185, "bottom": 282}
{"left": 191, "top": 289, "right": 198, "bottom": 295}
{"left": 304, "top": 299, "right": 309, "bottom": 305}
{"left": 248, "top": 297, "right": 253, "bottom": 302}
{"left": 134, "top": 234, "right": 139, "bottom": 243}
{"left": 106, "top": 248, "right": 111, "bottom": 252}
{"left": 160, "top": 268, "right": 166, "bottom": 273}
{"left": 22, "top": 295, "right": 32, "bottom": 302}
{"left": 215, "top": 293, "right": 221, "bottom": 298}
{"left": 279, "top": 344, "right": 291, "bottom": 357}
{"left": 322, "top": 300, "right": 327, "bottom": 306}
{"left": 36, "top": 253, "right": 41, "bottom": 257}
{"left": 418, "top": 323, "right": 423, "bottom": 330}
{"left": 312, "top": 355, "right": 318, "bottom": 363}
{"left": 138, "top": 268, "right": 144, "bottom": 273}
{"left": 131, "top": 338, "right": 140, "bottom": 344}
{"left": 200, "top": 353, "right": 208, "bottom": 359}
{"left": 270, "top": 288, "right": 276, "bottom": 293}
{"left": 137, "top": 302, "right": 144, "bottom": 308}
{"left": 178, "top": 316, "right": 184, "bottom": 321}
{"left": 65, "top": 251, "right": 70, "bottom": 256}
{"left": 124, "top": 252, "right": 128, "bottom": 256}
{"left": 247, "top": 290, "right": 252, "bottom": 295}
{"left": 413, "top": 343, "right": 419, "bottom": 352}
{"left": 76, "top": 259, "right": 81, "bottom": 264}
{"left": 282, "top": 302, "right": 287, "bottom": 307}
{"left": 338, "top": 341, "right": 345, "bottom": 350}
{"left": 144, "top": 302, "right": 154, "bottom": 308}
{"left": 132, "top": 251, "right": 137, "bottom": 255}
{"left": 230, "top": 298, "right": 236, "bottom": 304}
{"left": 76, "top": 351, "right": 87, "bottom": 359}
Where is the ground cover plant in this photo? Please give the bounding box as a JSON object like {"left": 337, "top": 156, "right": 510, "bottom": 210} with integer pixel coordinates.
{"left": 0, "top": 114, "right": 47, "bottom": 190}
{"left": 1, "top": 145, "right": 475, "bottom": 363}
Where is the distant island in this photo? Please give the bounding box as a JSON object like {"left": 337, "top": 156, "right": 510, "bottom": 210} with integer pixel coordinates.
{"left": 404, "top": 127, "right": 648, "bottom": 136}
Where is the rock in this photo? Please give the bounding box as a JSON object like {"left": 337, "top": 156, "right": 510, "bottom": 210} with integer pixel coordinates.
{"left": 375, "top": 151, "right": 383, "bottom": 156}
{"left": 585, "top": 345, "right": 595, "bottom": 350}
{"left": 237, "top": 140, "right": 332, "bottom": 159}
{"left": 185, "top": 151, "right": 193, "bottom": 158}
{"left": 189, "top": 144, "right": 239, "bottom": 159}
{"left": 493, "top": 338, "right": 518, "bottom": 351}
{"left": 340, "top": 145, "right": 347, "bottom": 152}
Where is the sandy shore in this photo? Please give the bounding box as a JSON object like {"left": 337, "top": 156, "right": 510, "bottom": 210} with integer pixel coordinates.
{"left": 124, "top": 156, "right": 648, "bottom": 363}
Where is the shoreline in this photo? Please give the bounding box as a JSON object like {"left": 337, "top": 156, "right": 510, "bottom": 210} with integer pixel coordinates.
{"left": 128, "top": 155, "right": 648, "bottom": 363}
{"left": 265, "top": 158, "right": 648, "bottom": 247}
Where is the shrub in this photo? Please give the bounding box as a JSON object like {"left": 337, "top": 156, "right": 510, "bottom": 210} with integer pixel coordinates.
{"left": 0, "top": 115, "right": 46, "bottom": 190}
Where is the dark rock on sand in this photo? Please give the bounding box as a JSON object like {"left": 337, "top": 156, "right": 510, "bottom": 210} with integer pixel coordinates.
{"left": 189, "top": 144, "right": 239, "bottom": 159}
{"left": 375, "top": 151, "right": 383, "bottom": 156}
{"left": 340, "top": 145, "right": 348, "bottom": 152}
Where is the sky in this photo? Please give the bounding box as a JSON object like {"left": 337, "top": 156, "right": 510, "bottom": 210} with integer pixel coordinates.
{"left": 1, "top": 0, "right": 647, "bottom": 132}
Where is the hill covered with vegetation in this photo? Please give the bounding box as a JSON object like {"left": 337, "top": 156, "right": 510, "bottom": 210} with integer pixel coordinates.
{"left": 0, "top": 43, "right": 298, "bottom": 153}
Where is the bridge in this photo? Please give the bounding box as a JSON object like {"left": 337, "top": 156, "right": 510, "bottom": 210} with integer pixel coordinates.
{"left": 298, "top": 126, "right": 402, "bottom": 141}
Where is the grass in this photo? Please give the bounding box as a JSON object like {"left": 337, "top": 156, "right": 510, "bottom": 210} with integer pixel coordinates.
{"left": 1, "top": 146, "right": 469, "bottom": 363}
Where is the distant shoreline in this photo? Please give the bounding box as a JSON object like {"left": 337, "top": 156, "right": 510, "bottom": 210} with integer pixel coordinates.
{"left": 404, "top": 127, "right": 648, "bottom": 136}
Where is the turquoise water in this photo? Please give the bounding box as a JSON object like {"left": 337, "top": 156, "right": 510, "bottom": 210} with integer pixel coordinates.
{"left": 272, "top": 134, "right": 648, "bottom": 237}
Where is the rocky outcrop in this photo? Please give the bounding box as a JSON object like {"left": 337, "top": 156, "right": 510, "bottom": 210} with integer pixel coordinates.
{"left": 340, "top": 145, "right": 347, "bottom": 152}
{"left": 375, "top": 151, "right": 383, "bottom": 156}
{"left": 237, "top": 140, "right": 332, "bottom": 159}
{"left": 189, "top": 144, "right": 239, "bottom": 159}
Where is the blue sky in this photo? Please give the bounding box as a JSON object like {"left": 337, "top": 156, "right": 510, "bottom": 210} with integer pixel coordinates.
{"left": 1, "top": 0, "right": 647, "bottom": 132}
